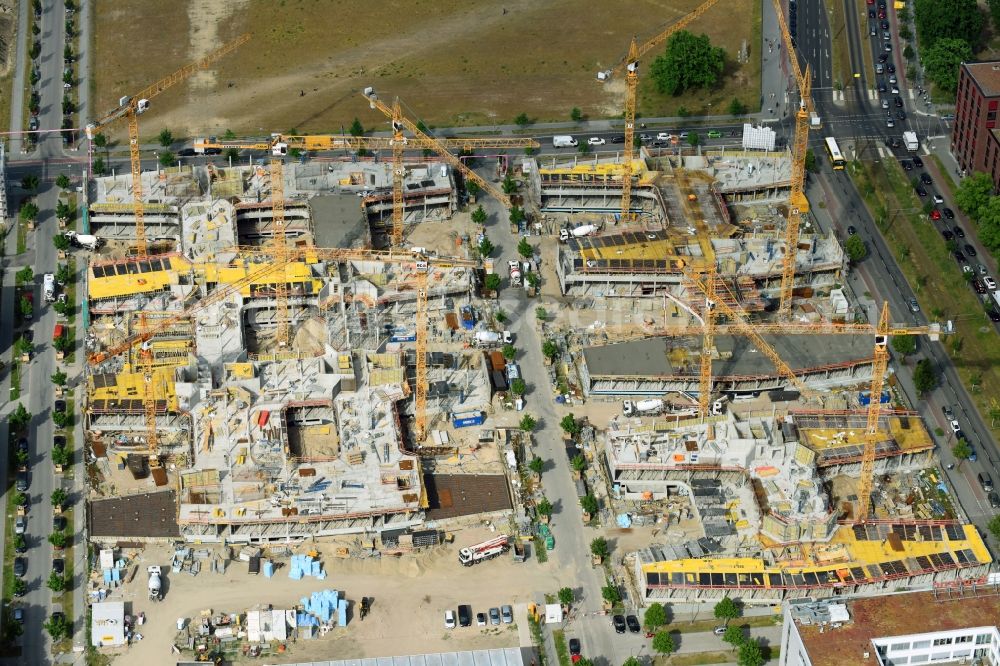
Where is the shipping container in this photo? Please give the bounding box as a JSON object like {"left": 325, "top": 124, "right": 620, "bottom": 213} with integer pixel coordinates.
{"left": 452, "top": 410, "right": 486, "bottom": 428}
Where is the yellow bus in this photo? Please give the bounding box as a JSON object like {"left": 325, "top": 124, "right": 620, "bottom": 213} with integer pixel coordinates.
{"left": 824, "top": 137, "right": 846, "bottom": 170}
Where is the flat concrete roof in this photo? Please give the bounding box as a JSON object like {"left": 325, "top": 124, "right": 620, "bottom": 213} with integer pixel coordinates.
{"left": 88, "top": 490, "right": 179, "bottom": 539}
{"left": 309, "top": 194, "right": 369, "bottom": 249}
{"left": 583, "top": 335, "right": 873, "bottom": 378}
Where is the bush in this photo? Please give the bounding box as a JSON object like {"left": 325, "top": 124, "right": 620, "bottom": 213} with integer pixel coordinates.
{"left": 519, "top": 414, "right": 537, "bottom": 432}
{"left": 643, "top": 602, "right": 668, "bottom": 629}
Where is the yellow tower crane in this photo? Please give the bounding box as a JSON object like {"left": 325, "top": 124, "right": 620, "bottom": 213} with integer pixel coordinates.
{"left": 269, "top": 159, "right": 290, "bottom": 347}
{"left": 771, "top": 0, "right": 813, "bottom": 316}
{"left": 608, "top": 0, "right": 722, "bottom": 222}
{"left": 137, "top": 312, "right": 159, "bottom": 455}
{"left": 86, "top": 34, "right": 250, "bottom": 258}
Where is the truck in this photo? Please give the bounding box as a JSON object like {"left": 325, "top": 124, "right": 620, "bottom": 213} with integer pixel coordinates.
{"left": 452, "top": 410, "right": 485, "bottom": 428}
{"left": 458, "top": 534, "right": 510, "bottom": 566}
{"left": 460, "top": 305, "right": 475, "bottom": 331}
{"left": 147, "top": 566, "right": 163, "bottom": 601}
{"left": 474, "top": 330, "right": 502, "bottom": 347}
{"left": 992, "top": 291, "right": 1000, "bottom": 310}
{"left": 552, "top": 135, "right": 578, "bottom": 148}
{"left": 506, "top": 363, "right": 521, "bottom": 382}
{"left": 43, "top": 273, "right": 56, "bottom": 302}
{"left": 903, "top": 131, "right": 919, "bottom": 152}
{"left": 623, "top": 399, "right": 664, "bottom": 417}
{"left": 63, "top": 231, "right": 103, "bottom": 250}
{"left": 508, "top": 260, "right": 522, "bottom": 286}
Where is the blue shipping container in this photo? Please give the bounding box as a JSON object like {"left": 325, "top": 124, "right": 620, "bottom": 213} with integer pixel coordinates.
{"left": 390, "top": 333, "right": 417, "bottom": 342}
{"left": 858, "top": 391, "right": 891, "bottom": 406}
{"left": 460, "top": 306, "right": 475, "bottom": 331}
{"left": 452, "top": 411, "right": 485, "bottom": 428}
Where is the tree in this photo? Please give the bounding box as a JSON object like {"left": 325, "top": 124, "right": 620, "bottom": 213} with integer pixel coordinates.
{"left": 16, "top": 266, "right": 33, "bottom": 285}
{"left": 56, "top": 199, "right": 73, "bottom": 222}
{"left": 466, "top": 180, "right": 481, "bottom": 198}
{"left": 526, "top": 272, "right": 541, "bottom": 290}
{"left": 649, "top": 31, "right": 725, "bottom": 95}
{"left": 535, "top": 307, "right": 547, "bottom": 321}
{"left": 44, "top": 612, "right": 70, "bottom": 639}
{"left": 845, "top": 234, "right": 867, "bottom": 263}
{"left": 46, "top": 572, "right": 67, "bottom": 592}
{"left": 643, "top": 602, "right": 668, "bottom": 630}
{"left": 19, "top": 295, "right": 33, "bottom": 320}
{"left": 571, "top": 454, "right": 587, "bottom": 473}
{"left": 892, "top": 335, "right": 916, "bottom": 356}
{"left": 52, "top": 444, "right": 71, "bottom": 468}
{"left": 484, "top": 273, "right": 501, "bottom": 293}
{"left": 560, "top": 414, "right": 582, "bottom": 436}
{"left": 570, "top": 107, "right": 583, "bottom": 122}
{"left": 913, "top": 358, "right": 938, "bottom": 394}
{"left": 57, "top": 260, "right": 74, "bottom": 285}
{"left": 952, "top": 439, "right": 973, "bottom": 465}
{"left": 729, "top": 97, "right": 748, "bottom": 115}
{"left": 93, "top": 157, "right": 107, "bottom": 176}
{"left": 975, "top": 195, "right": 1000, "bottom": 254}
{"left": 12, "top": 493, "right": 26, "bottom": 508}
{"left": 652, "top": 630, "right": 676, "bottom": 655}
{"left": 9, "top": 403, "right": 30, "bottom": 430}
{"left": 517, "top": 237, "right": 534, "bottom": 259}
{"left": 580, "top": 493, "right": 599, "bottom": 516}
{"left": 903, "top": 44, "right": 915, "bottom": 60}
{"left": 590, "top": 537, "right": 610, "bottom": 560}
{"left": 714, "top": 596, "right": 741, "bottom": 622}
{"left": 914, "top": 0, "right": 984, "bottom": 50}
{"left": 53, "top": 409, "right": 72, "bottom": 429}
{"left": 51, "top": 488, "right": 68, "bottom": 509}
{"left": 53, "top": 234, "right": 71, "bottom": 251}
{"left": 502, "top": 174, "right": 518, "bottom": 195}
{"left": 602, "top": 582, "right": 621, "bottom": 605}
{"left": 724, "top": 624, "right": 745, "bottom": 648}
{"left": 20, "top": 202, "right": 39, "bottom": 222}
{"left": 224, "top": 147, "right": 240, "bottom": 162}
{"left": 509, "top": 206, "right": 526, "bottom": 226}
{"left": 955, "top": 171, "right": 993, "bottom": 221}
{"left": 990, "top": 0, "right": 1000, "bottom": 29}
{"left": 348, "top": 118, "right": 364, "bottom": 137}
{"left": 478, "top": 236, "right": 495, "bottom": 258}
{"left": 804, "top": 148, "right": 818, "bottom": 173}
{"left": 21, "top": 174, "right": 39, "bottom": 190}
{"left": 14, "top": 337, "right": 32, "bottom": 357}
{"left": 157, "top": 128, "right": 173, "bottom": 147}
{"left": 988, "top": 514, "right": 1000, "bottom": 540}
{"left": 92, "top": 133, "right": 107, "bottom": 150}
{"left": 622, "top": 658, "right": 641, "bottom": 666}
{"left": 528, "top": 456, "right": 544, "bottom": 475}
{"left": 510, "top": 378, "right": 526, "bottom": 396}
{"left": 495, "top": 309, "right": 508, "bottom": 324}
{"left": 158, "top": 151, "right": 176, "bottom": 168}
{"left": 502, "top": 344, "right": 517, "bottom": 361}
{"left": 536, "top": 497, "right": 553, "bottom": 517}
{"left": 557, "top": 587, "right": 575, "bottom": 606}
{"left": 542, "top": 340, "right": 559, "bottom": 360}
{"left": 48, "top": 531, "right": 68, "bottom": 549}
{"left": 514, "top": 112, "right": 530, "bottom": 127}
{"left": 687, "top": 132, "right": 700, "bottom": 147}
{"left": 738, "top": 638, "right": 765, "bottom": 666}
{"left": 922, "top": 38, "right": 973, "bottom": 94}
{"left": 471, "top": 205, "right": 487, "bottom": 225}
{"left": 54, "top": 333, "right": 74, "bottom": 354}
{"left": 63, "top": 44, "right": 73, "bottom": 61}
{"left": 520, "top": 414, "right": 537, "bottom": 432}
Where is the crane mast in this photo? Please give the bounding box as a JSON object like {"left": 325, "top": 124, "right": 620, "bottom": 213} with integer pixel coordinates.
{"left": 270, "top": 160, "right": 290, "bottom": 347}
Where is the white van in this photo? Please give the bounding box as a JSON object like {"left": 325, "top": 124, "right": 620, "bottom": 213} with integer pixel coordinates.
{"left": 552, "top": 135, "right": 578, "bottom": 148}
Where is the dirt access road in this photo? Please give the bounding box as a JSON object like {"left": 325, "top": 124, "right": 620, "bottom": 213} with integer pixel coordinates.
{"left": 112, "top": 532, "right": 568, "bottom": 664}
{"left": 94, "top": 0, "right": 757, "bottom": 137}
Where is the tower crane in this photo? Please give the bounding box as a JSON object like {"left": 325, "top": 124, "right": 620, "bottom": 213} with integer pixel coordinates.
{"left": 86, "top": 34, "right": 250, "bottom": 258}
{"left": 269, "top": 160, "right": 291, "bottom": 346}
{"left": 771, "top": 0, "right": 813, "bottom": 317}
{"left": 605, "top": 0, "right": 722, "bottom": 221}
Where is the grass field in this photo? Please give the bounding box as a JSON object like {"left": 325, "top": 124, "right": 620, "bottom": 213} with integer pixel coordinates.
{"left": 823, "top": 0, "right": 850, "bottom": 90}
{"left": 94, "top": 0, "right": 760, "bottom": 140}
{"left": 849, "top": 157, "right": 1000, "bottom": 441}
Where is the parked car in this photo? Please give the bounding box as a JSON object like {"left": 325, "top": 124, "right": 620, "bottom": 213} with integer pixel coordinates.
{"left": 489, "top": 607, "right": 501, "bottom": 625}
{"left": 53, "top": 558, "right": 65, "bottom": 575}
{"left": 16, "top": 471, "right": 28, "bottom": 492}
{"left": 911, "top": 154, "right": 922, "bottom": 167}
{"left": 987, "top": 309, "right": 1000, "bottom": 322}
{"left": 984, "top": 276, "right": 997, "bottom": 290}
{"left": 13, "top": 558, "right": 26, "bottom": 578}
{"left": 569, "top": 637, "right": 582, "bottom": 655}
{"left": 476, "top": 612, "right": 487, "bottom": 627}
{"left": 964, "top": 244, "right": 977, "bottom": 257}
{"left": 887, "top": 63, "right": 896, "bottom": 74}
{"left": 626, "top": 615, "right": 641, "bottom": 633}
{"left": 458, "top": 605, "right": 472, "bottom": 627}
{"left": 613, "top": 615, "right": 627, "bottom": 633}
{"left": 847, "top": 225, "right": 857, "bottom": 235}
{"left": 920, "top": 173, "right": 932, "bottom": 185}
{"left": 908, "top": 298, "right": 920, "bottom": 313}
{"left": 943, "top": 207, "right": 954, "bottom": 219}
{"left": 14, "top": 515, "right": 27, "bottom": 535}
{"left": 54, "top": 399, "right": 67, "bottom": 414}
{"left": 501, "top": 605, "right": 513, "bottom": 624}
{"left": 714, "top": 626, "right": 728, "bottom": 636}
{"left": 587, "top": 137, "right": 606, "bottom": 146}
{"left": 444, "top": 610, "right": 456, "bottom": 629}
{"left": 930, "top": 209, "right": 941, "bottom": 221}
{"left": 901, "top": 159, "right": 912, "bottom": 170}
{"left": 954, "top": 226, "right": 966, "bottom": 238}
{"left": 915, "top": 186, "right": 927, "bottom": 197}
{"left": 610, "top": 135, "right": 625, "bottom": 144}
{"left": 942, "top": 229, "right": 954, "bottom": 241}
{"left": 53, "top": 515, "right": 67, "bottom": 532}
{"left": 707, "top": 130, "right": 722, "bottom": 138}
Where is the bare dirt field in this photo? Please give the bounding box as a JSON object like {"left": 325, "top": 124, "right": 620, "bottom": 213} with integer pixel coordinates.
{"left": 108, "top": 531, "right": 572, "bottom": 664}
{"left": 95, "top": 0, "right": 759, "bottom": 139}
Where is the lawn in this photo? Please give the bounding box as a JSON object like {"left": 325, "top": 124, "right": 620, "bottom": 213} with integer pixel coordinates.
{"left": 849, "top": 157, "right": 1000, "bottom": 441}
{"left": 94, "top": 0, "right": 761, "bottom": 138}
{"left": 822, "top": 0, "right": 851, "bottom": 90}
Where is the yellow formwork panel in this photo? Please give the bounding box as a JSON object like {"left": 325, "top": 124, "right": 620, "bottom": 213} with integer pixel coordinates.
{"left": 89, "top": 367, "right": 180, "bottom": 412}
{"left": 578, "top": 237, "right": 677, "bottom": 262}
{"left": 88, "top": 256, "right": 193, "bottom": 300}
{"left": 539, "top": 159, "right": 649, "bottom": 177}
{"left": 201, "top": 260, "right": 322, "bottom": 297}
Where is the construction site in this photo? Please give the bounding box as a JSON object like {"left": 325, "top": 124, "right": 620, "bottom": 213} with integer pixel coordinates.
{"left": 77, "top": 2, "right": 993, "bottom": 643}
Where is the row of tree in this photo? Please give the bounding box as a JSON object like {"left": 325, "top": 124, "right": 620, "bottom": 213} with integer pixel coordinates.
{"left": 913, "top": 0, "right": 996, "bottom": 94}
{"left": 954, "top": 172, "right": 1000, "bottom": 258}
